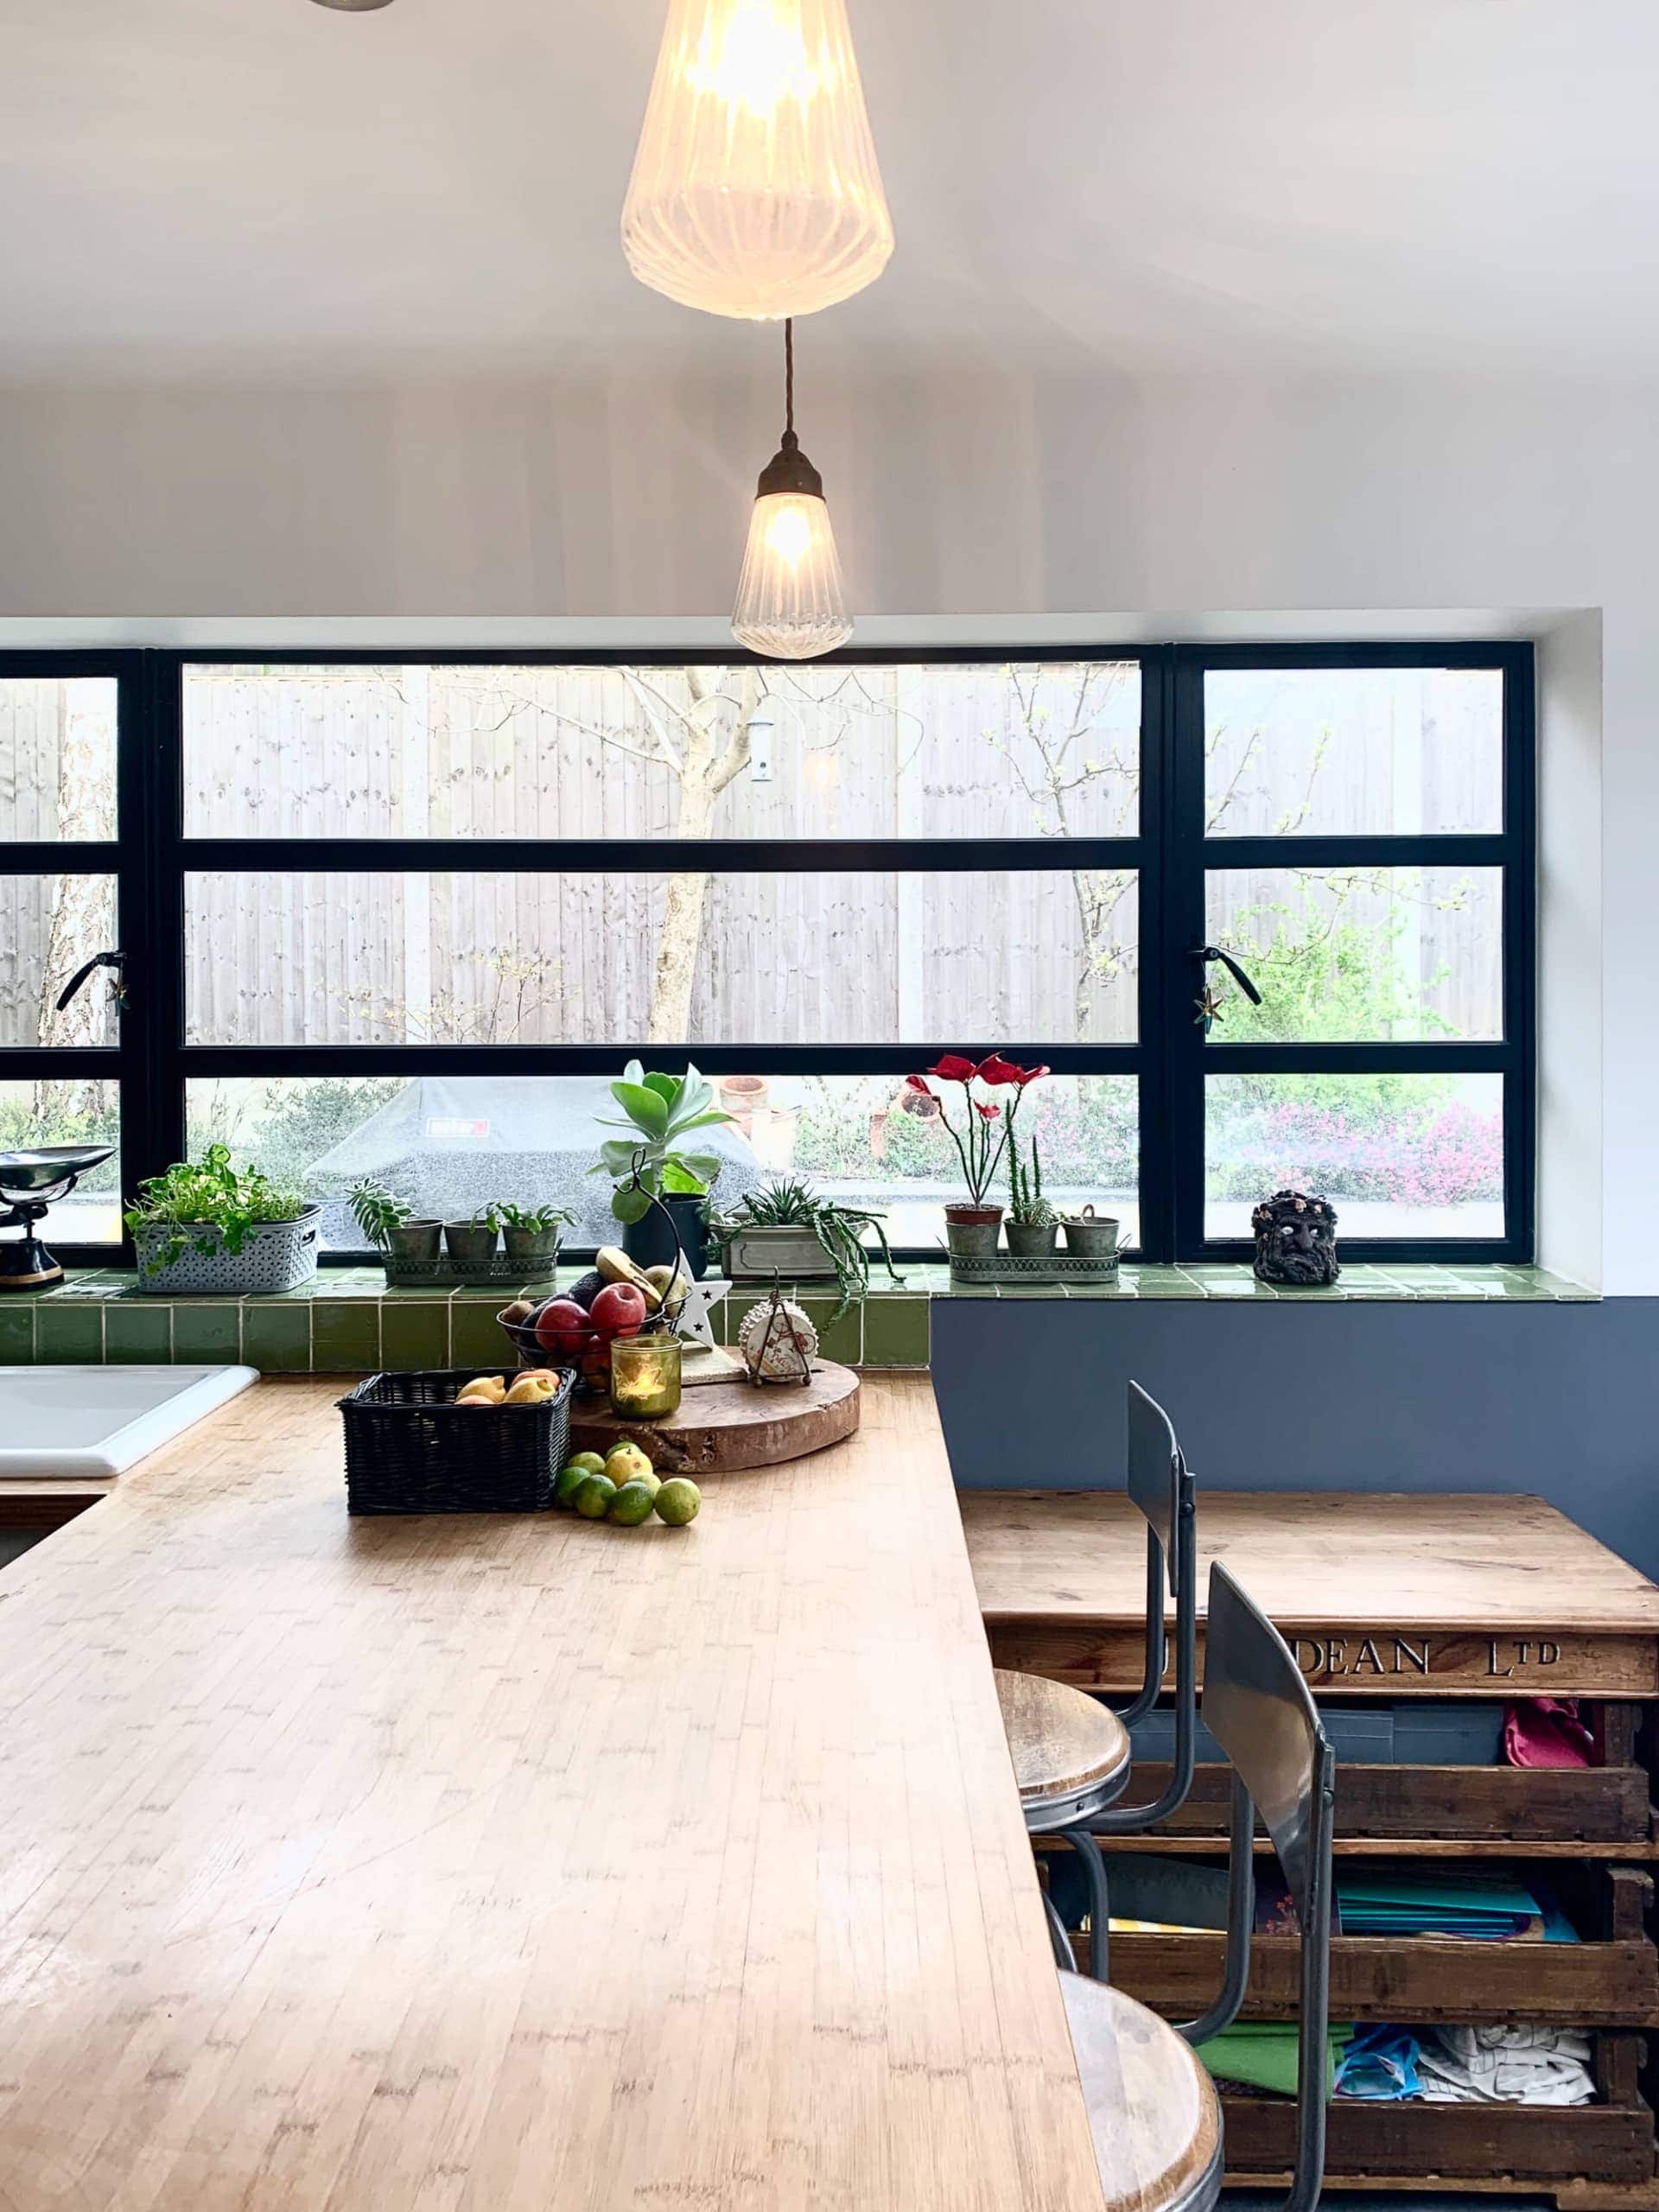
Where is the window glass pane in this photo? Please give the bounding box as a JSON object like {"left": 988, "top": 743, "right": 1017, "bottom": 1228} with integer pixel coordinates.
{"left": 1205, "top": 667, "right": 1503, "bottom": 836}
{"left": 181, "top": 661, "right": 1141, "bottom": 842}
{"left": 184, "top": 870, "right": 1139, "bottom": 1046}
{"left": 1204, "top": 867, "right": 1502, "bottom": 1043}
{"left": 0, "top": 874, "right": 118, "bottom": 1046}
{"left": 0, "top": 678, "right": 118, "bottom": 842}
{"left": 1206, "top": 1071, "right": 1503, "bottom": 1242}
{"left": 0, "top": 1079, "right": 121, "bottom": 1243}
{"left": 186, "top": 1073, "right": 1140, "bottom": 1254}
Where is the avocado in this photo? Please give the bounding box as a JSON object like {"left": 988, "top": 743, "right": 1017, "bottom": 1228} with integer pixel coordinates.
{"left": 566, "top": 1269, "right": 605, "bottom": 1311}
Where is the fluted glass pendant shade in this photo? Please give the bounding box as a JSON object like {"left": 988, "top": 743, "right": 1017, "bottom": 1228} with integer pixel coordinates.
{"left": 622, "top": 0, "right": 894, "bottom": 321}
{"left": 731, "top": 320, "right": 853, "bottom": 660}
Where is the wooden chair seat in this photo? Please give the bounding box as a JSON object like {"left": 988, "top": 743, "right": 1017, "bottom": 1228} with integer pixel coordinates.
{"left": 1059, "top": 1970, "right": 1224, "bottom": 2212}
{"left": 994, "top": 1666, "right": 1131, "bottom": 1816}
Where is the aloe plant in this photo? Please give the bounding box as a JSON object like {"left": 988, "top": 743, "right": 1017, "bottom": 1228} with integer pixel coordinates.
{"left": 591, "top": 1061, "right": 733, "bottom": 1224}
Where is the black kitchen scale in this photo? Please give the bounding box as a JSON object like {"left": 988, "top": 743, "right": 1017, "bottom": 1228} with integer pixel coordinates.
{"left": 0, "top": 1146, "right": 117, "bottom": 1291}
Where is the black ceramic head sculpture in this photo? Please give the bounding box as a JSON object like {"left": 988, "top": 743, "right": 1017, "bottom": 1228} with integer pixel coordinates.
{"left": 1252, "top": 1189, "right": 1340, "bottom": 1287}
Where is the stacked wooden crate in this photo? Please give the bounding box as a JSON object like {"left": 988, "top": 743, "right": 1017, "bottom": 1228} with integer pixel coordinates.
{"left": 962, "top": 1491, "right": 1659, "bottom": 2211}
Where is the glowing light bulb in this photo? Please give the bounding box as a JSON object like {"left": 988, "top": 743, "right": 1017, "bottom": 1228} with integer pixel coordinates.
{"left": 622, "top": 0, "right": 894, "bottom": 320}
{"left": 764, "top": 500, "right": 816, "bottom": 565}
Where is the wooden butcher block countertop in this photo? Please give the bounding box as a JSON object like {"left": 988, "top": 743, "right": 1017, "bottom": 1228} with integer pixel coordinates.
{"left": 0, "top": 1375, "right": 1106, "bottom": 2212}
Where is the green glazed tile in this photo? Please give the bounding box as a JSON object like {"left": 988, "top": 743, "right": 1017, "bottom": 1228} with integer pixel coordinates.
{"left": 0, "top": 1305, "right": 35, "bottom": 1359}
{"left": 796, "top": 1296, "right": 861, "bottom": 1366}
{"left": 36, "top": 1302, "right": 103, "bottom": 1362}
{"left": 242, "top": 1302, "right": 312, "bottom": 1373}
{"left": 170, "top": 1302, "right": 243, "bottom": 1362}
{"left": 448, "top": 1299, "right": 509, "bottom": 1370}
{"left": 105, "top": 1302, "right": 173, "bottom": 1360}
{"left": 861, "top": 1295, "right": 929, "bottom": 1367}
{"left": 312, "top": 1300, "right": 382, "bottom": 1371}
{"left": 379, "top": 1300, "right": 449, "bottom": 1372}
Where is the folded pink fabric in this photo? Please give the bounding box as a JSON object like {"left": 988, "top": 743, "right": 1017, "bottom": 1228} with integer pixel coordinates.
{"left": 1503, "top": 1698, "right": 1595, "bottom": 1769}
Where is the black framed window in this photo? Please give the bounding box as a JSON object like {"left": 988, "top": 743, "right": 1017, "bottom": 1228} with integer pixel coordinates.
{"left": 0, "top": 644, "right": 1534, "bottom": 1266}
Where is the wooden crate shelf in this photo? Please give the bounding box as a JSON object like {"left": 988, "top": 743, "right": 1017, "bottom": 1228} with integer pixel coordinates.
{"left": 1114, "top": 1757, "right": 1656, "bottom": 1847}
{"left": 964, "top": 1486, "right": 1659, "bottom": 2204}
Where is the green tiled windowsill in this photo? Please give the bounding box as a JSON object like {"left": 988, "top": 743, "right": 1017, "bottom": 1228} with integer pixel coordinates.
{"left": 0, "top": 1262, "right": 1597, "bottom": 1374}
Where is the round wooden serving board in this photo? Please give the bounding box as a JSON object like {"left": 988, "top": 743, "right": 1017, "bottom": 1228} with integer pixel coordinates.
{"left": 569, "top": 1360, "right": 861, "bottom": 1475}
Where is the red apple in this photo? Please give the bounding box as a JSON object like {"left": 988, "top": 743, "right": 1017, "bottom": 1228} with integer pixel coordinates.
{"left": 533, "top": 1298, "right": 594, "bottom": 1358}
{"left": 588, "top": 1282, "right": 648, "bottom": 1340}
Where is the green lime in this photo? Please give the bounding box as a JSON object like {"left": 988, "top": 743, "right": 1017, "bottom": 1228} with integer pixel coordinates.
{"left": 566, "top": 1451, "right": 607, "bottom": 1477}
{"left": 553, "top": 1461, "right": 589, "bottom": 1510}
{"left": 571, "top": 1472, "right": 617, "bottom": 1519}
{"left": 654, "top": 1478, "right": 702, "bottom": 1528}
{"left": 607, "top": 1479, "right": 658, "bottom": 1527}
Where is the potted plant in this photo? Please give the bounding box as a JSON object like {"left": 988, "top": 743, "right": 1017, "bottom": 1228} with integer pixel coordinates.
{"left": 1006, "top": 1139, "right": 1059, "bottom": 1260}
{"left": 712, "top": 1177, "right": 905, "bottom": 1321}
{"left": 592, "top": 1061, "right": 732, "bottom": 1279}
{"left": 443, "top": 1209, "right": 499, "bottom": 1269}
{"left": 903, "top": 1052, "right": 1050, "bottom": 1259}
{"left": 349, "top": 1179, "right": 442, "bottom": 1266}
{"left": 126, "top": 1146, "right": 320, "bottom": 1294}
{"left": 488, "top": 1200, "right": 575, "bottom": 1271}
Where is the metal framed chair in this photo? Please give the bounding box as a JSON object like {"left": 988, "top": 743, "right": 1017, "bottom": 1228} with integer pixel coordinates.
{"left": 995, "top": 1377, "right": 1198, "bottom": 1977}
{"left": 1058, "top": 1560, "right": 1337, "bottom": 2212}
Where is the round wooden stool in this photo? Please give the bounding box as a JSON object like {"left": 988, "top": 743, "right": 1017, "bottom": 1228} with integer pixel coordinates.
{"left": 1059, "top": 1971, "right": 1224, "bottom": 2212}
{"left": 995, "top": 1666, "right": 1131, "bottom": 1975}
{"left": 995, "top": 1667, "right": 1132, "bottom": 1829}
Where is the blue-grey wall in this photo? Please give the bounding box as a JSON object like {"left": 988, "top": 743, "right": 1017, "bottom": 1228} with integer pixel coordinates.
{"left": 932, "top": 1298, "right": 1659, "bottom": 1580}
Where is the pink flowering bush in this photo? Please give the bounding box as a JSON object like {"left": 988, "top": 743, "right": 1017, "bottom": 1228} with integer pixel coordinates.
{"left": 1211, "top": 1094, "right": 1503, "bottom": 1206}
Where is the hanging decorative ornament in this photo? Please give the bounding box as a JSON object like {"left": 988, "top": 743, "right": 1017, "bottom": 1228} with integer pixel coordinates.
{"left": 731, "top": 318, "right": 853, "bottom": 660}
{"left": 736, "top": 1286, "right": 818, "bottom": 1383}
{"left": 621, "top": 0, "right": 894, "bottom": 321}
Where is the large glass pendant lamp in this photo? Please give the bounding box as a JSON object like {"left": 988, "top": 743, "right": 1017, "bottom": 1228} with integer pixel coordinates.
{"left": 622, "top": 0, "right": 894, "bottom": 321}
{"left": 731, "top": 319, "right": 852, "bottom": 659}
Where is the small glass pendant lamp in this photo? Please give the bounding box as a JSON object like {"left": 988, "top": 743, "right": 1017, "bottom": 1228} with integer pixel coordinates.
{"left": 622, "top": 0, "right": 894, "bottom": 321}
{"left": 731, "top": 318, "right": 853, "bottom": 660}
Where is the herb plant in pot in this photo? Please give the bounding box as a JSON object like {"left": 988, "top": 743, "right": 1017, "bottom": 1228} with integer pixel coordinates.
{"left": 488, "top": 1201, "right": 575, "bottom": 1273}
{"left": 904, "top": 1052, "right": 1050, "bottom": 1259}
{"left": 592, "top": 1061, "right": 732, "bottom": 1279}
{"left": 443, "top": 1211, "right": 499, "bottom": 1269}
{"left": 127, "top": 1147, "right": 319, "bottom": 1294}
{"left": 350, "top": 1179, "right": 442, "bottom": 1267}
{"left": 1005, "top": 1139, "right": 1059, "bottom": 1261}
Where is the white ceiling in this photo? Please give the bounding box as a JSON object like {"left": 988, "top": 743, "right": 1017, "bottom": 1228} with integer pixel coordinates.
{"left": 2, "top": 0, "right": 1656, "bottom": 383}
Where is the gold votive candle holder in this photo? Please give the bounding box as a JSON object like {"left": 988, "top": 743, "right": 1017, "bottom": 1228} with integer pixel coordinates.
{"left": 609, "top": 1332, "right": 683, "bottom": 1420}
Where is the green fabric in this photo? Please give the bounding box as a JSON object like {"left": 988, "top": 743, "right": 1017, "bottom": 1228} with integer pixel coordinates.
{"left": 1194, "top": 2022, "right": 1352, "bottom": 2099}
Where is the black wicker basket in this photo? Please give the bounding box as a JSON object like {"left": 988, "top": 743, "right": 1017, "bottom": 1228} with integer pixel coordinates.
{"left": 338, "top": 1367, "right": 575, "bottom": 1516}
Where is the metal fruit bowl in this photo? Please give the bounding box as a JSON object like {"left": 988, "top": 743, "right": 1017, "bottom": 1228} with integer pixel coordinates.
{"left": 0, "top": 1145, "right": 117, "bottom": 1197}
{"left": 497, "top": 1294, "right": 688, "bottom": 1397}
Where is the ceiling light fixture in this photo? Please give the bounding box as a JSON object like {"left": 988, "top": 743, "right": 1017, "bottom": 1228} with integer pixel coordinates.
{"left": 731, "top": 317, "right": 852, "bottom": 660}
{"left": 309, "top": 0, "right": 395, "bottom": 11}
{"left": 622, "top": 0, "right": 893, "bottom": 321}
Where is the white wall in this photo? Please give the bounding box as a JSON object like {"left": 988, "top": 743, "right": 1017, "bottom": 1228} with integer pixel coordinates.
{"left": 0, "top": 369, "right": 1645, "bottom": 1287}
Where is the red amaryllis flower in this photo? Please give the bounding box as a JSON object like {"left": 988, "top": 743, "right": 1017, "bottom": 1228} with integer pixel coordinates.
{"left": 975, "top": 1053, "right": 1023, "bottom": 1086}
{"left": 925, "top": 1054, "right": 977, "bottom": 1084}
{"left": 1014, "top": 1063, "right": 1051, "bottom": 1086}
{"left": 975, "top": 1101, "right": 1001, "bottom": 1121}
{"left": 903, "top": 1072, "right": 933, "bottom": 1096}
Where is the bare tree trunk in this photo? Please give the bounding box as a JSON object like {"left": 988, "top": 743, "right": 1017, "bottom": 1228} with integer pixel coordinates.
{"left": 645, "top": 669, "right": 758, "bottom": 1045}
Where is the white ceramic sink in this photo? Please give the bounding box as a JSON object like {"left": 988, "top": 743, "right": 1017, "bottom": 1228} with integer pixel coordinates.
{"left": 0, "top": 1364, "right": 258, "bottom": 1478}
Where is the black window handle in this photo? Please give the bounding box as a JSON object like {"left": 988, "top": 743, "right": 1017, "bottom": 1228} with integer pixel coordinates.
{"left": 1191, "top": 944, "right": 1263, "bottom": 1006}
{"left": 56, "top": 949, "right": 127, "bottom": 1014}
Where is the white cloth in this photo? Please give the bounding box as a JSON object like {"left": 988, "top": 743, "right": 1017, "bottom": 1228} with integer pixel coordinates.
{"left": 1418, "top": 2024, "right": 1595, "bottom": 2107}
